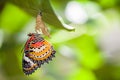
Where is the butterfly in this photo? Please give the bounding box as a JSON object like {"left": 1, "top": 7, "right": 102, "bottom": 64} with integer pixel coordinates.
{"left": 22, "top": 33, "right": 56, "bottom": 75}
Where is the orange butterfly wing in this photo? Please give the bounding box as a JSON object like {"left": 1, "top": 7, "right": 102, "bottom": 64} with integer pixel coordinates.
{"left": 23, "top": 33, "right": 56, "bottom": 75}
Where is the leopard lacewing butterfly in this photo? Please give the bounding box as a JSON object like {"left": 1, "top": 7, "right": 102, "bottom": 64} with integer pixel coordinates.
{"left": 22, "top": 33, "right": 56, "bottom": 75}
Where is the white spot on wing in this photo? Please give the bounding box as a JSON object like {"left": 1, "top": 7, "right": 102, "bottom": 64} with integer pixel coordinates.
{"left": 24, "top": 54, "right": 34, "bottom": 66}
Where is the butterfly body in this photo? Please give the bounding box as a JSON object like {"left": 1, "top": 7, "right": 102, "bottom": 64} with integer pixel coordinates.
{"left": 23, "top": 33, "right": 56, "bottom": 75}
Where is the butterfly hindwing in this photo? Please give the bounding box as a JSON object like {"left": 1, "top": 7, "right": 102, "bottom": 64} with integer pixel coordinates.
{"left": 22, "top": 54, "right": 38, "bottom": 75}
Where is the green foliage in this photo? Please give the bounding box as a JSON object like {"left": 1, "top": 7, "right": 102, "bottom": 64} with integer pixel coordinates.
{"left": 1, "top": 3, "right": 30, "bottom": 34}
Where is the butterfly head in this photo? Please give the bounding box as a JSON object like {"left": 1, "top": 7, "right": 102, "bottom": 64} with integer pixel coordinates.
{"left": 28, "top": 33, "right": 41, "bottom": 37}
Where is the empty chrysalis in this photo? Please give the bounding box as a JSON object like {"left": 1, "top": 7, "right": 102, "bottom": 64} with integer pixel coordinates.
{"left": 35, "top": 12, "right": 50, "bottom": 37}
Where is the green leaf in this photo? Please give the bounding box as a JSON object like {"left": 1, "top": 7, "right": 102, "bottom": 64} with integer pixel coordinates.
{"left": 8, "top": 0, "right": 75, "bottom": 31}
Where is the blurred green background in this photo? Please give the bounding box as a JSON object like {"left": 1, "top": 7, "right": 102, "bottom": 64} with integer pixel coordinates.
{"left": 0, "top": 0, "right": 120, "bottom": 80}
